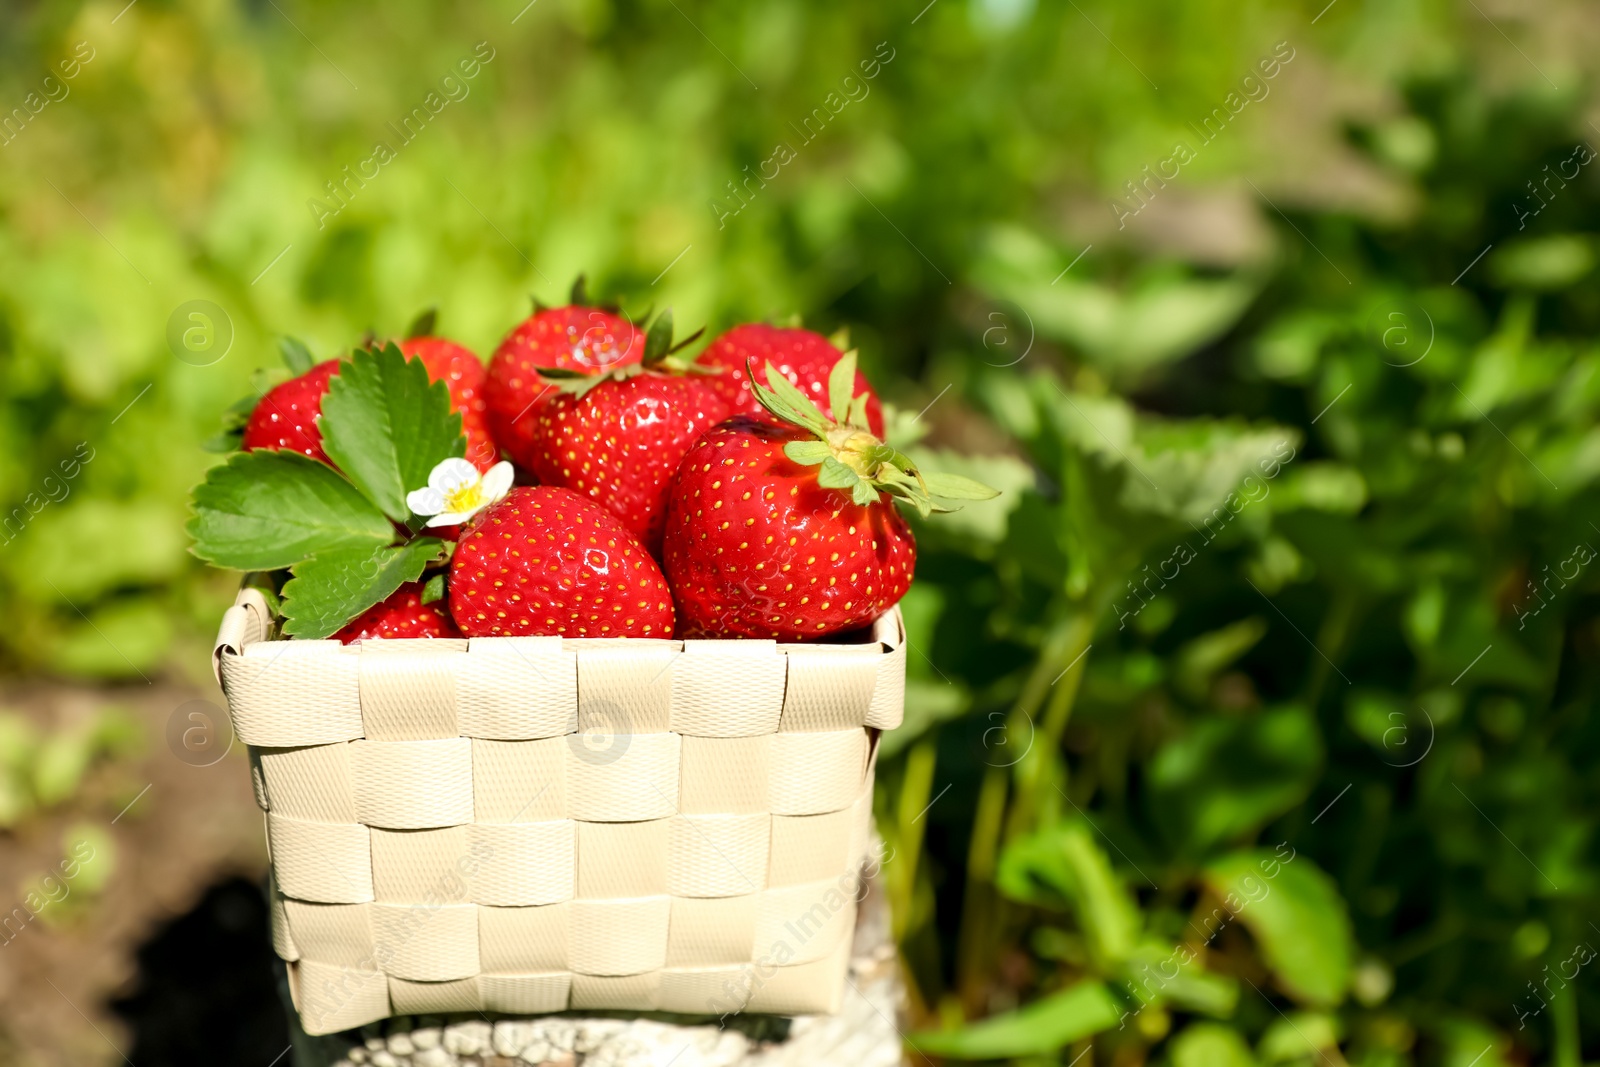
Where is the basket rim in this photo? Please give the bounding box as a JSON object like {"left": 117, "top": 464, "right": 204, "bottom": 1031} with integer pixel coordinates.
{"left": 213, "top": 585, "right": 906, "bottom": 687}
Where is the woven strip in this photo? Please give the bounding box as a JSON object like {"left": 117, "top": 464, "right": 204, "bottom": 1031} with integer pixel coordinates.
{"left": 478, "top": 902, "right": 569, "bottom": 971}
{"left": 350, "top": 738, "right": 473, "bottom": 829}
{"left": 457, "top": 638, "right": 576, "bottom": 739}
{"left": 470, "top": 738, "right": 567, "bottom": 822}
{"left": 258, "top": 744, "right": 355, "bottom": 822}
{"left": 780, "top": 646, "right": 883, "bottom": 732}
{"left": 480, "top": 973, "right": 570, "bottom": 1014}
{"left": 670, "top": 640, "right": 786, "bottom": 736}
{"left": 282, "top": 900, "right": 373, "bottom": 968}
{"left": 216, "top": 587, "right": 906, "bottom": 1034}
{"left": 358, "top": 640, "right": 467, "bottom": 740}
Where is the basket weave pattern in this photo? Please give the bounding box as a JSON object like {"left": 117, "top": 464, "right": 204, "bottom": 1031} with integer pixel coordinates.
{"left": 213, "top": 588, "right": 904, "bottom": 1036}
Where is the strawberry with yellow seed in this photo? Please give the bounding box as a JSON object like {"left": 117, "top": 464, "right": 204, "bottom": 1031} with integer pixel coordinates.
{"left": 662, "top": 354, "right": 996, "bottom": 640}
{"left": 449, "top": 485, "right": 674, "bottom": 638}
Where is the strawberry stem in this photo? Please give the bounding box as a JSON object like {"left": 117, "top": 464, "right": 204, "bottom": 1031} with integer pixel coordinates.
{"left": 747, "top": 356, "right": 1000, "bottom": 518}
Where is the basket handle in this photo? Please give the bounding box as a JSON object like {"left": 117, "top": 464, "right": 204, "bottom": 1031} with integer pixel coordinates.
{"left": 212, "top": 585, "right": 273, "bottom": 686}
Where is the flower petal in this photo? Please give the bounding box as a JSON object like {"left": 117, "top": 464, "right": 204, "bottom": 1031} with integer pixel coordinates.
{"left": 480, "top": 461, "right": 515, "bottom": 503}
{"left": 406, "top": 487, "right": 447, "bottom": 515}
{"left": 425, "top": 511, "right": 473, "bottom": 528}
{"left": 428, "top": 457, "right": 481, "bottom": 492}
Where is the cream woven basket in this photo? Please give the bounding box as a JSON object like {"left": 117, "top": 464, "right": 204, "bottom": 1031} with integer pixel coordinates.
{"left": 212, "top": 586, "right": 904, "bottom": 1036}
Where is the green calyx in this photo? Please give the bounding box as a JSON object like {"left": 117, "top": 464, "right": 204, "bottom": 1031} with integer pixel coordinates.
{"left": 748, "top": 353, "right": 1001, "bottom": 517}
{"left": 535, "top": 307, "right": 713, "bottom": 399}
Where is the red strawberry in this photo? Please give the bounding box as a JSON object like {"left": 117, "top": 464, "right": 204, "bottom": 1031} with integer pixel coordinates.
{"left": 333, "top": 582, "right": 460, "bottom": 643}
{"left": 662, "top": 355, "right": 995, "bottom": 640}
{"left": 398, "top": 336, "right": 499, "bottom": 472}
{"left": 700, "top": 324, "right": 884, "bottom": 436}
{"left": 529, "top": 372, "right": 730, "bottom": 554}
{"left": 243, "top": 338, "right": 498, "bottom": 469}
{"left": 241, "top": 360, "right": 339, "bottom": 463}
{"left": 449, "top": 485, "right": 674, "bottom": 638}
{"left": 486, "top": 306, "right": 644, "bottom": 469}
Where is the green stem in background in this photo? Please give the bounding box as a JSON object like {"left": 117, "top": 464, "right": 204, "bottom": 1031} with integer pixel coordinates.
{"left": 1004, "top": 608, "right": 1098, "bottom": 845}
{"left": 955, "top": 591, "right": 1107, "bottom": 1011}
{"left": 1551, "top": 969, "right": 1580, "bottom": 1067}
{"left": 956, "top": 759, "right": 1012, "bottom": 1010}
{"left": 1304, "top": 585, "right": 1357, "bottom": 711}
{"left": 954, "top": 622, "right": 1069, "bottom": 999}
{"left": 892, "top": 736, "right": 938, "bottom": 946}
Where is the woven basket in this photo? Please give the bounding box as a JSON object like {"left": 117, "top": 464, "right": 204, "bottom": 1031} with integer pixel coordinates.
{"left": 211, "top": 587, "right": 904, "bottom": 1036}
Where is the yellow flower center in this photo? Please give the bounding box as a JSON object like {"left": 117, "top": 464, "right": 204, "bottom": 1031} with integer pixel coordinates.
{"left": 442, "top": 483, "right": 485, "bottom": 514}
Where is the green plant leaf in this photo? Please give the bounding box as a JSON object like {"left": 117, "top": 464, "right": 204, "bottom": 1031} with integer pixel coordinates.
{"left": 420, "top": 572, "right": 446, "bottom": 604}
{"left": 279, "top": 336, "right": 316, "bottom": 374}
{"left": 973, "top": 227, "right": 1261, "bottom": 382}
{"left": 187, "top": 451, "right": 396, "bottom": 571}
{"left": 319, "top": 342, "right": 466, "bottom": 521}
{"left": 997, "top": 818, "right": 1142, "bottom": 966}
{"left": 280, "top": 537, "right": 447, "bottom": 639}
{"left": 1202, "top": 851, "right": 1352, "bottom": 1007}
{"left": 1149, "top": 705, "right": 1322, "bottom": 856}
{"left": 1257, "top": 1012, "right": 1342, "bottom": 1063}
{"left": 1172, "top": 617, "right": 1268, "bottom": 699}
{"left": 1171, "top": 1023, "right": 1258, "bottom": 1067}
{"left": 911, "top": 981, "right": 1122, "bottom": 1058}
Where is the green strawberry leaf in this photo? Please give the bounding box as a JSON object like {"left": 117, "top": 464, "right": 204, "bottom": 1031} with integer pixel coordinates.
{"left": 201, "top": 393, "right": 259, "bottom": 453}
{"left": 817, "top": 456, "right": 860, "bottom": 490}
{"left": 846, "top": 392, "right": 873, "bottom": 431}
{"left": 280, "top": 336, "right": 316, "bottom": 375}
{"left": 406, "top": 307, "right": 437, "bottom": 339}
{"left": 188, "top": 451, "right": 396, "bottom": 570}
{"left": 922, "top": 471, "right": 1004, "bottom": 501}
{"left": 570, "top": 273, "right": 590, "bottom": 306}
{"left": 754, "top": 362, "right": 831, "bottom": 436}
{"left": 784, "top": 440, "right": 831, "bottom": 465}
{"left": 420, "top": 572, "right": 447, "bottom": 605}
{"left": 280, "top": 537, "right": 448, "bottom": 639}
{"left": 828, "top": 349, "right": 857, "bottom": 425}
{"left": 851, "top": 480, "right": 878, "bottom": 506}
{"left": 200, "top": 430, "right": 242, "bottom": 454}
{"left": 645, "top": 308, "right": 675, "bottom": 365}
{"left": 319, "top": 342, "right": 465, "bottom": 522}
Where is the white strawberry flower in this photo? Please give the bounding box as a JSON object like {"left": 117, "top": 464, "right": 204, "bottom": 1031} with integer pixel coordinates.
{"left": 407, "top": 458, "right": 514, "bottom": 527}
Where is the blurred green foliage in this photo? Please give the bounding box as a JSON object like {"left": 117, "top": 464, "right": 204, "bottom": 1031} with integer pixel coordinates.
{"left": 2, "top": 0, "right": 1598, "bottom": 1063}
{"left": 0, "top": 707, "right": 141, "bottom": 826}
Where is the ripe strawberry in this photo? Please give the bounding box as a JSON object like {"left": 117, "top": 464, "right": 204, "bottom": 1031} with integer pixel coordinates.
{"left": 241, "top": 360, "right": 340, "bottom": 463}
{"left": 486, "top": 305, "right": 644, "bottom": 469}
{"left": 663, "top": 355, "right": 995, "bottom": 640}
{"left": 700, "top": 324, "right": 884, "bottom": 436}
{"left": 398, "top": 336, "right": 499, "bottom": 472}
{"left": 449, "top": 485, "right": 674, "bottom": 638}
{"left": 242, "top": 337, "right": 497, "bottom": 469}
{"left": 333, "top": 582, "right": 460, "bottom": 642}
{"left": 527, "top": 313, "right": 729, "bottom": 553}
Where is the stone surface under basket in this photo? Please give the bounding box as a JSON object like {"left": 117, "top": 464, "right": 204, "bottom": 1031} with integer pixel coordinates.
{"left": 213, "top": 588, "right": 906, "bottom": 1035}
{"left": 285, "top": 866, "right": 904, "bottom": 1067}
